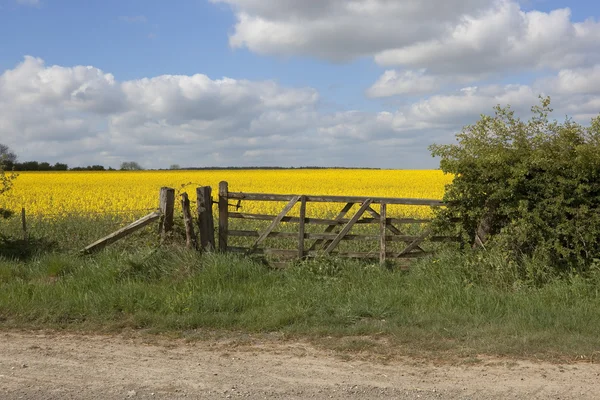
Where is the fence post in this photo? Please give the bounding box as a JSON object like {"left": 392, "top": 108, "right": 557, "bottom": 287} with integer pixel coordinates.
{"left": 197, "top": 186, "right": 215, "bottom": 251}
{"left": 181, "top": 192, "right": 197, "bottom": 250}
{"left": 218, "top": 181, "right": 229, "bottom": 253}
{"left": 379, "top": 203, "right": 387, "bottom": 268}
{"left": 298, "top": 196, "right": 306, "bottom": 258}
{"left": 159, "top": 187, "right": 175, "bottom": 239}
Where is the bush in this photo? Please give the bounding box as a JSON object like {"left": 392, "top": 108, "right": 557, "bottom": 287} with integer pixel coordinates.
{"left": 1, "top": 160, "right": 18, "bottom": 219}
{"left": 429, "top": 97, "right": 600, "bottom": 273}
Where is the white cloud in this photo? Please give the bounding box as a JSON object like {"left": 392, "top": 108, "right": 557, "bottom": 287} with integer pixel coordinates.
{"left": 213, "top": 0, "right": 600, "bottom": 96}
{"left": 367, "top": 70, "right": 442, "bottom": 97}
{"left": 374, "top": 2, "right": 600, "bottom": 75}
{"left": 212, "top": 0, "right": 493, "bottom": 61}
{"left": 2, "top": 57, "right": 600, "bottom": 169}
{"left": 538, "top": 66, "right": 600, "bottom": 95}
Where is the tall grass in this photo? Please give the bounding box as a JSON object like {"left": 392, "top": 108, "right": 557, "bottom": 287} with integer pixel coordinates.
{"left": 1, "top": 233, "right": 600, "bottom": 360}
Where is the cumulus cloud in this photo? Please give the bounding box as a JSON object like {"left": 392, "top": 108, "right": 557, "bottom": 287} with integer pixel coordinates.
{"left": 213, "top": 0, "right": 600, "bottom": 96}
{"left": 2, "top": 57, "right": 600, "bottom": 169}
{"left": 367, "top": 70, "right": 442, "bottom": 97}
{"left": 374, "top": 2, "right": 600, "bottom": 74}
{"left": 538, "top": 66, "right": 600, "bottom": 95}
{"left": 212, "top": 0, "right": 493, "bottom": 61}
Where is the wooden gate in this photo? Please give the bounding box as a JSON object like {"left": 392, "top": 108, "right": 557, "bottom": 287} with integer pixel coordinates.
{"left": 217, "top": 181, "right": 458, "bottom": 267}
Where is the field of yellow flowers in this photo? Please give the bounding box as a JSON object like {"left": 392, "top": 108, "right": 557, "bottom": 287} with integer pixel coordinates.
{"left": 0, "top": 170, "right": 452, "bottom": 219}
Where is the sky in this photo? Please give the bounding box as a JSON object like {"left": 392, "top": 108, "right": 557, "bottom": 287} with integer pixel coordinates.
{"left": 1, "top": 0, "right": 599, "bottom": 169}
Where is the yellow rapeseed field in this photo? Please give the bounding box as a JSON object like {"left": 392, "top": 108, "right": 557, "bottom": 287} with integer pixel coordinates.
{"left": 0, "top": 170, "right": 452, "bottom": 219}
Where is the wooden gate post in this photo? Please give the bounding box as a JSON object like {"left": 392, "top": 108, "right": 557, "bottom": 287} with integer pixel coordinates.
{"left": 218, "top": 181, "right": 229, "bottom": 252}
{"left": 379, "top": 203, "right": 387, "bottom": 267}
{"left": 197, "top": 186, "right": 215, "bottom": 251}
{"left": 181, "top": 192, "right": 198, "bottom": 249}
{"left": 159, "top": 187, "right": 175, "bottom": 239}
{"left": 298, "top": 196, "right": 307, "bottom": 258}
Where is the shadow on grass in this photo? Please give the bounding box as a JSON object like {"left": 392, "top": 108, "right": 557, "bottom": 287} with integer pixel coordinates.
{"left": 0, "top": 234, "right": 59, "bottom": 261}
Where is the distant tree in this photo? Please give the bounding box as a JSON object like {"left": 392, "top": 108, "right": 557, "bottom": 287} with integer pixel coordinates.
{"left": 53, "top": 162, "right": 68, "bottom": 171}
{"left": 169, "top": 164, "right": 181, "bottom": 170}
{"left": 20, "top": 161, "right": 39, "bottom": 171}
{"left": 120, "top": 161, "right": 144, "bottom": 171}
{"left": 0, "top": 144, "right": 17, "bottom": 164}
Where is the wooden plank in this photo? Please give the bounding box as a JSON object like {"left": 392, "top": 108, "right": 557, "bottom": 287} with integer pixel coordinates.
{"left": 229, "top": 212, "right": 431, "bottom": 225}
{"left": 309, "top": 202, "right": 354, "bottom": 251}
{"left": 197, "top": 186, "right": 215, "bottom": 251}
{"left": 324, "top": 200, "right": 373, "bottom": 255}
{"left": 334, "top": 252, "right": 427, "bottom": 260}
{"left": 247, "top": 196, "right": 301, "bottom": 254}
{"left": 228, "top": 229, "right": 458, "bottom": 242}
{"left": 159, "top": 187, "right": 175, "bottom": 238}
{"left": 367, "top": 206, "right": 402, "bottom": 235}
{"left": 298, "top": 196, "right": 306, "bottom": 258}
{"left": 227, "top": 191, "right": 444, "bottom": 206}
{"left": 398, "top": 228, "right": 432, "bottom": 257}
{"left": 228, "top": 246, "right": 428, "bottom": 260}
{"left": 181, "top": 192, "right": 198, "bottom": 250}
{"left": 82, "top": 212, "right": 161, "bottom": 254}
{"left": 367, "top": 206, "right": 425, "bottom": 253}
{"left": 218, "top": 181, "right": 229, "bottom": 252}
{"left": 380, "top": 203, "right": 386, "bottom": 267}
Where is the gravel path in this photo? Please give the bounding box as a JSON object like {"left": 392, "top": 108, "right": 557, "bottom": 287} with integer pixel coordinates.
{"left": 1, "top": 331, "right": 599, "bottom": 399}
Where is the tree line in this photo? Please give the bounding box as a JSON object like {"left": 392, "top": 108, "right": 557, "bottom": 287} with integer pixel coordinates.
{"left": 0, "top": 144, "right": 144, "bottom": 171}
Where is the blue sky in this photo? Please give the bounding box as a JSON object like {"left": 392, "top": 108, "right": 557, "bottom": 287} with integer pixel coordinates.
{"left": 1, "top": 0, "right": 599, "bottom": 169}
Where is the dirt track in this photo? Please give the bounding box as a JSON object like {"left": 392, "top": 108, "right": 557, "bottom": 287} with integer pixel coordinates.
{"left": 1, "top": 331, "right": 599, "bottom": 399}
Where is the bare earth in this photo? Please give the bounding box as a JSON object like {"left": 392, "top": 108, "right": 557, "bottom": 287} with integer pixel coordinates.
{"left": 1, "top": 331, "right": 599, "bottom": 399}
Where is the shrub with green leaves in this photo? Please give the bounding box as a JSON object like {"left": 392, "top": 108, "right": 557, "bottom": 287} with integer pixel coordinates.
{"left": 1, "top": 159, "right": 18, "bottom": 219}
{"left": 430, "top": 97, "right": 600, "bottom": 273}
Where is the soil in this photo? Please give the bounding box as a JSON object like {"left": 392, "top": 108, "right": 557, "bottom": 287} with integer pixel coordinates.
{"left": 1, "top": 331, "right": 599, "bottom": 399}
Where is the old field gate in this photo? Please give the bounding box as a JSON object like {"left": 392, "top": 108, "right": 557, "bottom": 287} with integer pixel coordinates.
{"left": 216, "top": 181, "right": 459, "bottom": 268}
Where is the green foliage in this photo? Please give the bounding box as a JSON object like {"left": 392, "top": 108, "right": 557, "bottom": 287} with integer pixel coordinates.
{"left": 0, "top": 164, "right": 17, "bottom": 198}
{"left": 430, "top": 97, "right": 600, "bottom": 273}
{"left": 1, "top": 155, "right": 18, "bottom": 219}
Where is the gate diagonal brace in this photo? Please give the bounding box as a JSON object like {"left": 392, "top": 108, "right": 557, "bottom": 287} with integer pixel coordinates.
{"left": 366, "top": 206, "right": 426, "bottom": 253}
{"left": 324, "top": 199, "right": 373, "bottom": 255}
{"left": 246, "top": 196, "right": 301, "bottom": 255}
{"left": 310, "top": 202, "right": 355, "bottom": 252}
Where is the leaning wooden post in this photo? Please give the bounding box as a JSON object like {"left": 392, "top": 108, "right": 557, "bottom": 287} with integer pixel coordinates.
{"left": 218, "top": 181, "right": 229, "bottom": 253}
{"left": 472, "top": 200, "right": 497, "bottom": 249}
{"left": 379, "top": 203, "right": 387, "bottom": 267}
{"left": 159, "top": 187, "right": 175, "bottom": 239}
{"left": 197, "top": 186, "right": 215, "bottom": 251}
{"left": 298, "top": 196, "right": 307, "bottom": 259}
{"left": 181, "top": 192, "right": 198, "bottom": 250}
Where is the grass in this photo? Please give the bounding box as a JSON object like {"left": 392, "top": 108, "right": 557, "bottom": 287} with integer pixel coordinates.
{"left": 1, "top": 213, "right": 600, "bottom": 362}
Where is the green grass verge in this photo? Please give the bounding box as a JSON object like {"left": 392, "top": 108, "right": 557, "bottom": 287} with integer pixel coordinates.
{"left": 1, "top": 213, "right": 599, "bottom": 361}
{"left": 1, "top": 243, "right": 599, "bottom": 361}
